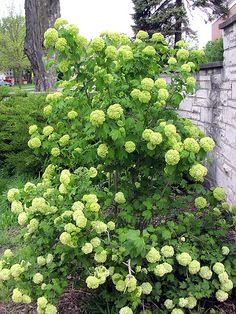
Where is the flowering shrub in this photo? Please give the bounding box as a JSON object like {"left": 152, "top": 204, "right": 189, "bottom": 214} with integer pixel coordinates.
{"left": 1, "top": 18, "right": 236, "bottom": 314}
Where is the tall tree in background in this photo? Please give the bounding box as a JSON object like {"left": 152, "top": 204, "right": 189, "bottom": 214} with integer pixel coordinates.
{"left": 0, "top": 10, "right": 29, "bottom": 86}
{"left": 132, "top": 0, "right": 228, "bottom": 44}
{"left": 24, "top": 0, "right": 60, "bottom": 92}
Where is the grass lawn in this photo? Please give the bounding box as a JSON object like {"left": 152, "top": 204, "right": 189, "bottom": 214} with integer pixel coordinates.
{"left": 0, "top": 169, "right": 37, "bottom": 253}
{"left": 10, "top": 83, "right": 35, "bottom": 92}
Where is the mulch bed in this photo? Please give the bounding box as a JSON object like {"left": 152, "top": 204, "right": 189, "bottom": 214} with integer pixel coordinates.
{"left": 0, "top": 292, "right": 236, "bottom": 314}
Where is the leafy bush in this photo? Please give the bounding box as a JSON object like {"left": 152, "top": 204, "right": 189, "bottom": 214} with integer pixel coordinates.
{"left": 204, "top": 38, "right": 224, "bottom": 63}
{"left": 0, "top": 94, "right": 46, "bottom": 175}
{"left": 0, "top": 86, "right": 12, "bottom": 101}
{"left": 1, "top": 20, "right": 236, "bottom": 314}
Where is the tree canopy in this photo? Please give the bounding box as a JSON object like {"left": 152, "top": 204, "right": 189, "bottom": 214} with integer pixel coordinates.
{"left": 132, "top": 0, "right": 228, "bottom": 43}
{"left": 0, "top": 12, "right": 29, "bottom": 81}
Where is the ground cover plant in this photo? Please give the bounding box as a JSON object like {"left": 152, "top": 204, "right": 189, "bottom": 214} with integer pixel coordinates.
{"left": 0, "top": 19, "right": 236, "bottom": 314}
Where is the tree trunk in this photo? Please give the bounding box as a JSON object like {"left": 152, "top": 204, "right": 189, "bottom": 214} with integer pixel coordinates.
{"left": 24, "top": 0, "right": 60, "bottom": 92}
{"left": 174, "top": 0, "right": 183, "bottom": 44}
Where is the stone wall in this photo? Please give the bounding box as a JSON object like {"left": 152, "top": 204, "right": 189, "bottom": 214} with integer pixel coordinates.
{"left": 179, "top": 15, "right": 236, "bottom": 203}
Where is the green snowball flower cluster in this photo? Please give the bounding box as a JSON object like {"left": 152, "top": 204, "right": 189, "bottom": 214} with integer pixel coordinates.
{"left": 142, "top": 46, "right": 156, "bottom": 56}
{"left": 141, "top": 78, "right": 154, "bottom": 91}
{"left": 186, "top": 76, "right": 196, "bottom": 87}
{"left": 3, "top": 249, "right": 14, "bottom": 259}
{"left": 177, "top": 49, "right": 189, "bottom": 61}
{"left": 158, "top": 88, "right": 169, "bottom": 101}
{"left": 90, "top": 110, "right": 106, "bottom": 126}
{"left": 33, "top": 272, "right": 44, "bottom": 284}
{"left": 138, "top": 91, "right": 151, "bottom": 103}
{"left": 92, "top": 221, "right": 107, "bottom": 234}
{"left": 171, "top": 309, "right": 184, "bottom": 314}
{"left": 176, "top": 252, "right": 192, "bottom": 266}
{"left": 213, "top": 262, "right": 225, "bottom": 275}
{"left": 65, "top": 24, "right": 79, "bottom": 36}
{"left": 213, "top": 187, "right": 226, "bottom": 201}
{"left": 161, "top": 245, "right": 174, "bottom": 257}
{"left": 90, "top": 237, "right": 101, "bottom": 248}
{"left": 67, "top": 110, "right": 78, "bottom": 119}
{"left": 164, "top": 124, "right": 177, "bottom": 137}
{"left": 125, "top": 141, "right": 136, "bottom": 153}
{"left": 189, "top": 164, "right": 208, "bottom": 182}
{"left": 155, "top": 78, "right": 167, "bottom": 89}
{"left": 97, "top": 144, "right": 109, "bottom": 158}
{"left": 28, "top": 137, "right": 41, "bottom": 149}
{"left": 54, "top": 17, "right": 68, "bottom": 29}
{"left": 107, "top": 104, "right": 123, "bottom": 120}
{"left": 188, "top": 260, "right": 201, "bottom": 274}
{"left": 146, "top": 247, "right": 161, "bottom": 263}
{"left": 12, "top": 288, "right": 31, "bottom": 304}
{"left": 86, "top": 276, "right": 100, "bottom": 289}
{"left": 90, "top": 37, "right": 105, "bottom": 52}
{"left": 183, "top": 138, "right": 200, "bottom": 153}
{"left": 222, "top": 246, "right": 230, "bottom": 255}
{"left": 44, "top": 28, "right": 58, "bottom": 47}
{"left": 194, "top": 197, "right": 207, "bottom": 209}
{"left": 168, "top": 57, "right": 177, "bottom": 65}
{"left": 59, "top": 134, "right": 70, "bottom": 146}
{"left": 165, "top": 149, "right": 180, "bottom": 166}
{"left": 136, "top": 30, "right": 148, "bottom": 39}
{"left": 200, "top": 137, "right": 215, "bottom": 152}
{"left": 82, "top": 243, "right": 93, "bottom": 254}
{"left": 164, "top": 299, "right": 175, "bottom": 309}
{"left": 59, "top": 59, "right": 70, "bottom": 72}
{"left": 118, "top": 45, "right": 133, "bottom": 60}
{"left": 130, "top": 88, "right": 141, "bottom": 100}
{"left": 43, "top": 126, "right": 54, "bottom": 136}
{"left": 94, "top": 250, "right": 107, "bottom": 263}
{"left": 148, "top": 132, "right": 163, "bottom": 147}
{"left": 59, "top": 232, "right": 73, "bottom": 246}
{"left": 55, "top": 37, "right": 67, "bottom": 51}
{"left": 152, "top": 32, "right": 164, "bottom": 41}
{"left": 43, "top": 105, "right": 52, "bottom": 116}
{"left": 105, "top": 46, "right": 118, "bottom": 59}
{"left": 29, "top": 124, "right": 38, "bottom": 134}
{"left": 181, "top": 64, "right": 191, "bottom": 72}
{"left": 119, "top": 306, "right": 133, "bottom": 314}
{"left": 10, "top": 263, "right": 24, "bottom": 278}
{"left": 154, "top": 263, "right": 173, "bottom": 277}
{"left": 114, "top": 192, "right": 126, "bottom": 204}
{"left": 199, "top": 266, "right": 212, "bottom": 280}
{"left": 179, "top": 298, "right": 188, "bottom": 307}
{"left": 141, "top": 282, "right": 152, "bottom": 295}
{"left": 215, "top": 290, "right": 228, "bottom": 302}
{"left": 51, "top": 147, "right": 60, "bottom": 157}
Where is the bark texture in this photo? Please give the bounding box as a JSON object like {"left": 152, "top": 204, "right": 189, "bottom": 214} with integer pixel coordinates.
{"left": 24, "top": 0, "right": 60, "bottom": 91}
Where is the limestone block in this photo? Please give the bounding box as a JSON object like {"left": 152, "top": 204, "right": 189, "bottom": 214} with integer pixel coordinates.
{"left": 196, "top": 89, "right": 209, "bottom": 98}
{"left": 232, "top": 82, "right": 236, "bottom": 99}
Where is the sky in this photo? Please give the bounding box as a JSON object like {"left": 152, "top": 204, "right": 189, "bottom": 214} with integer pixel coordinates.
{"left": 0, "top": 0, "right": 212, "bottom": 47}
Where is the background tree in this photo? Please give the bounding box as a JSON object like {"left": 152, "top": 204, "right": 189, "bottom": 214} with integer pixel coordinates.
{"left": 132, "top": 0, "right": 228, "bottom": 44}
{"left": 24, "top": 0, "right": 60, "bottom": 92}
{"left": 0, "top": 10, "right": 29, "bottom": 86}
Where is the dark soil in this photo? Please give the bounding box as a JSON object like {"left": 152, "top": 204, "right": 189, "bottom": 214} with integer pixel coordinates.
{"left": 0, "top": 293, "right": 236, "bottom": 314}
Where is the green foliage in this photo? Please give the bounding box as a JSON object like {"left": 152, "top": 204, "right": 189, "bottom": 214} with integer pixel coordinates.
{"left": 132, "top": 0, "right": 228, "bottom": 42}
{"left": 0, "top": 20, "right": 235, "bottom": 314}
{"left": 0, "top": 94, "right": 46, "bottom": 175}
{"left": 204, "top": 39, "right": 224, "bottom": 63}
{"left": 0, "top": 87, "right": 11, "bottom": 101}
{"left": 0, "top": 10, "right": 29, "bottom": 80}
